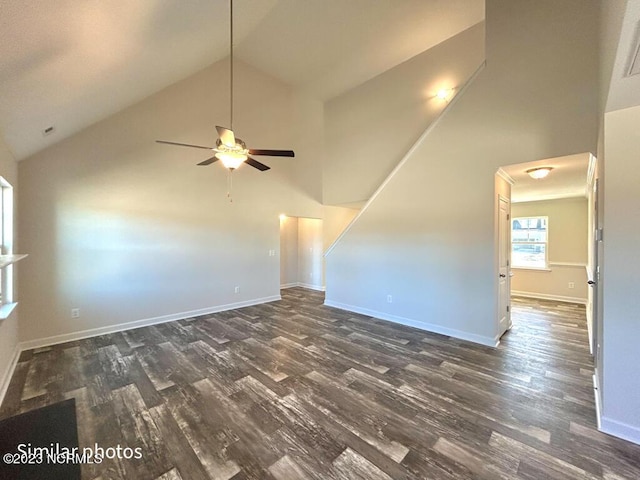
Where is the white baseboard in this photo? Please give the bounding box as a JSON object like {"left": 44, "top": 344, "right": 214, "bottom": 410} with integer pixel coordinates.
{"left": 0, "top": 343, "right": 21, "bottom": 407}
{"left": 281, "top": 282, "right": 325, "bottom": 292}
{"left": 600, "top": 416, "right": 640, "bottom": 446}
{"left": 297, "top": 283, "right": 325, "bottom": 292}
{"left": 511, "top": 290, "right": 587, "bottom": 305}
{"left": 323, "top": 300, "right": 498, "bottom": 348}
{"left": 593, "top": 372, "right": 602, "bottom": 429}
{"left": 19, "top": 295, "right": 281, "bottom": 352}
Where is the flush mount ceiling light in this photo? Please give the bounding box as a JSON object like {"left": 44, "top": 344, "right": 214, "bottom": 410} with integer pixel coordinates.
{"left": 155, "top": 0, "right": 295, "bottom": 199}
{"left": 526, "top": 167, "right": 553, "bottom": 179}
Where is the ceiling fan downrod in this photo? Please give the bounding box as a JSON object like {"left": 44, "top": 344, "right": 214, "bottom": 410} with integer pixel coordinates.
{"left": 229, "top": 0, "right": 234, "bottom": 131}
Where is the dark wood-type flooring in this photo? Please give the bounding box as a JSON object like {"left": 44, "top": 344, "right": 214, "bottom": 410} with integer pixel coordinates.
{"left": 2, "top": 289, "right": 640, "bottom": 479}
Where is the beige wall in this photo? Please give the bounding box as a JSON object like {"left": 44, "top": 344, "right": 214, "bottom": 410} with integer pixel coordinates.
{"left": 18, "top": 59, "right": 322, "bottom": 346}
{"left": 0, "top": 136, "right": 19, "bottom": 397}
{"left": 511, "top": 197, "right": 588, "bottom": 303}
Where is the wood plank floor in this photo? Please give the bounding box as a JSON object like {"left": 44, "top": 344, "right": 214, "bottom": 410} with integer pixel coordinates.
{"left": 2, "top": 289, "right": 640, "bottom": 479}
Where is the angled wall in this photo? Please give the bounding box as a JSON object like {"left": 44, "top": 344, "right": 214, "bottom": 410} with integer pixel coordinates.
{"left": 323, "top": 23, "right": 485, "bottom": 205}
{"left": 325, "top": 0, "right": 599, "bottom": 346}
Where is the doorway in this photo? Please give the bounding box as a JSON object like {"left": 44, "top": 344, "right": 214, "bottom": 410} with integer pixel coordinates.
{"left": 279, "top": 216, "right": 324, "bottom": 291}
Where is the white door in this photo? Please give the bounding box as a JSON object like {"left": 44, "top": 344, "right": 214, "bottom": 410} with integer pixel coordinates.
{"left": 498, "top": 196, "right": 512, "bottom": 337}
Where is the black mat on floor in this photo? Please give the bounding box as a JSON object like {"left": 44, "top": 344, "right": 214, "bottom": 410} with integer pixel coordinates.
{"left": 0, "top": 398, "right": 81, "bottom": 480}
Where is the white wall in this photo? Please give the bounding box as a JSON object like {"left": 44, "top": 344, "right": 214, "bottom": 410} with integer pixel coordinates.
{"left": 17, "top": 59, "right": 322, "bottom": 346}
{"left": 511, "top": 198, "right": 588, "bottom": 303}
{"left": 323, "top": 22, "right": 485, "bottom": 205}
{"left": 325, "top": 0, "right": 599, "bottom": 347}
{"left": 0, "top": 137, "right": 19, "bottom": 398}
{"left": 601, "top": 104, "right": 640, "bottom": 443}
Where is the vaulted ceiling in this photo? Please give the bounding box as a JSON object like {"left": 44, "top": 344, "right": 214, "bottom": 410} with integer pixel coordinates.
{"left": 0, "top": 0, "right": 484, "bottom": 160}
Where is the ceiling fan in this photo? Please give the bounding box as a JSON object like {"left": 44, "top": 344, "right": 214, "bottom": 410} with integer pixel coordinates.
{"left": 156, "top": 0, "right": 294, "bottom": 173}
{"left": 156, "top": 127, "right": 294, "bottom": 172}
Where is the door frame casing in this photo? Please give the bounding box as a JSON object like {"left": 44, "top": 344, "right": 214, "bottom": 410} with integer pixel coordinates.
{"left": 497, "top": 194, "right": 512, "bottom": 338}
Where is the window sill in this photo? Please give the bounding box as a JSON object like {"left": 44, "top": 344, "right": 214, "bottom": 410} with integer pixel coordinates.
{"left": 512, "top": 266, "right": 551, "bottom": 272}
{"left": 0, "top": 254, "right": 28, "bottom": 269}
{"left": 0, "top": 302, "right": 18, "bottom": 320}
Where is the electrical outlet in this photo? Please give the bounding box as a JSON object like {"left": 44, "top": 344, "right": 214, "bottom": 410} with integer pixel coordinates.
{"left": 71, "top": 308, "right": 80, "bottom": 319}
{"left": 568, "top": 282, "right": 575, "bottom": 289}
{"left": 387, "top": 295, "right": 393, "bottom": 303}
{"left": 234, "top": 286, "right": 240, "bottom": 294}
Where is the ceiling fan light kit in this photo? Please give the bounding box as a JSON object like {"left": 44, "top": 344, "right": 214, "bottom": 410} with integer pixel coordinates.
{"left": 155, "top": 0, "right": 295, "bottom": 195}
{"left": 526, "top": 167, "right": 553, "bottom": 179}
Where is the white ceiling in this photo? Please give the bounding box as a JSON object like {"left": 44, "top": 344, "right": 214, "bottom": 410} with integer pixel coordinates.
{"left": 501, "top": 152, "right": 592, "bottom": 204}
{"left": 0, "top": 0, "right": 484, "bottom": 160}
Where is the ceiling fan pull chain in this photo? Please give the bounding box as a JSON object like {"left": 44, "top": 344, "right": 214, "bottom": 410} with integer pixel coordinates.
{"left": 227, "top": 169, "right": 233, "bottom": 203}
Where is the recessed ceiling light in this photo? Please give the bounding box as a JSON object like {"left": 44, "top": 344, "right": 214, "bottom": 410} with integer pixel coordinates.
{"left": 526, "top": 167, "right": 553, "bottom": 179}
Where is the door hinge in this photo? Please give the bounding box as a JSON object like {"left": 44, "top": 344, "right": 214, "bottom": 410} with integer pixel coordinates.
{"left": 507, "top": 214, "right": 510, "bottom": 220}
{"left": 506, "top": 305, "right": 510, "bottom": 313}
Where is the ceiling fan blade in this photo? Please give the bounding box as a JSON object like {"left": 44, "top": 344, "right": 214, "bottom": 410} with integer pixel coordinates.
{"left": 216, "top": 126, "right": 236, "bottom": 147}
{"left": 197, "top": 156, "right": 219, "bottom": 166}
{"left": 156, "top": 140, "right": 213, "bottom": 150}
{"left": 248, "top": 149, "right": 295, "bottom": 157}
{"left": 245, "top": 156, "right": 271, "bottom": 171}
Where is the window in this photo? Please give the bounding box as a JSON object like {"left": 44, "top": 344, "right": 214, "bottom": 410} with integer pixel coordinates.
{"left": 512, "top": 216, "right": 548, "bottom": 269}
{"left": 0, "top": 176, "right": 14, "bottom": 310}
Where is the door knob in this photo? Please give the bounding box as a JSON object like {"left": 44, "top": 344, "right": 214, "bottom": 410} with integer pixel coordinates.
{"left": 588, "top": 280, "right": 596, "bottom": 285}
{"left": 499, "top": 274, "right": 506, "bottom": 278}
